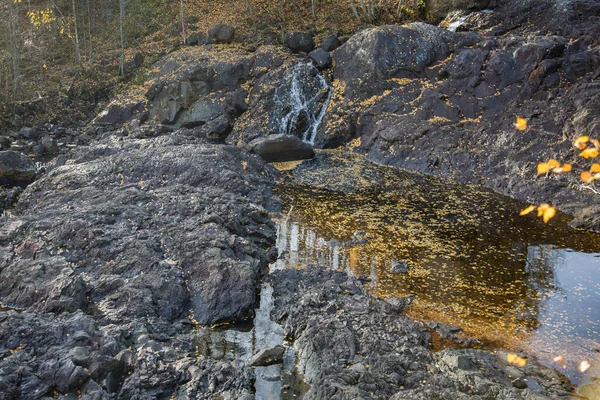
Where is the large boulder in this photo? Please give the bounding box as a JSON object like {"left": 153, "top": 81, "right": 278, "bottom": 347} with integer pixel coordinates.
{"left": 208, "top": 24, "right": 235, "bottom": 44}
{"left": 0, "top": 151, "right": 36, "bottom": 183}
{"left": 0, "top": 135, "right": 278, "bottom": 325}
{"left": 332, "top": 23, "right": 478, "bottom": 97}
{"left": 285, "top": 32, "right": 315, "bottom": 53}
{"left": 250, "top": 134, "right": 316, "bottom": 163}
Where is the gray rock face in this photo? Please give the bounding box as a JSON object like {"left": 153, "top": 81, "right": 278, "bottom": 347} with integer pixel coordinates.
{"left": 332, "top": 23, "right": 477, "bottom": 97}
{"left": 285, "top": 32, "right": 315, "bottom": 53}
{"left": 250, "top": 134, "right": 316, "bottom": 163}
{"left": 269, "top": 267, "right": 572, "bottom": 400}
{"left": 248, "top": 345, "right": 285, "bottom": 367}
{"left": 208, "top": 24, "right": 235, "bottom": 44}
{"left": 0, "top": 134, "right": 278, "bottom": 325}
{"left": 0, "top": 133, "right": 280, "bottom": 398}
{"left": 0, "top": 151, "right": 36, "bottom": 183}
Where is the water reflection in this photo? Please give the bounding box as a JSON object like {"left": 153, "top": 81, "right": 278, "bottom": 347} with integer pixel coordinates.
{"left": 194, "top": 284, "right": 307, "bottom": 399}
{"left": 273, "top": 150, "right": 600, "bottom": 385}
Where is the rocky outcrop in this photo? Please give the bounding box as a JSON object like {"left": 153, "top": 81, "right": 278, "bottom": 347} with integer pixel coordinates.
{"left": 269, "top": 267, "right": 572, "bottom": 399}
{"left": 132, "top": 45, "right": 292, "bottom": 138}
{"left": 0, "top": 133, "right": 279, "bottom": 397}
{"left": 317, "top": 0, "right": 600, "bottom": 230}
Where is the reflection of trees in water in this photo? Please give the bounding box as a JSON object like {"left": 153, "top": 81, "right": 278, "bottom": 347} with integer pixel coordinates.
{"left": 526, "top": 245, "right": 561, "bottom": 295}
{"left": 273, "top": 177, "right": 600, "bottom": 347}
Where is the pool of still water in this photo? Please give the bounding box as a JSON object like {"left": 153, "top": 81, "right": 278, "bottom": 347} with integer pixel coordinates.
{"left": 195, "top": 149, "right": 600, "bottom": 399}
{"left": 272, "top": 150, "right": 600, "bottom": 391}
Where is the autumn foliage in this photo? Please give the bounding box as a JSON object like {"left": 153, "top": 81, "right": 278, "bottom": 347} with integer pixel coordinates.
{"left": 517, "top": 117, "right": 599, "bottom": 224}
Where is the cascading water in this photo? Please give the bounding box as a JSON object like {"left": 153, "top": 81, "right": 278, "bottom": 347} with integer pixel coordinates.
{"left": 272, "top": 62, "right": 333, "bottom": 145}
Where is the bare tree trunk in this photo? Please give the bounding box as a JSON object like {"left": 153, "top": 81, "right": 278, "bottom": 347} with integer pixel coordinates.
{"left": 180, "top": 0, "right": 186, "bottom": 43}
{"left": 72, "top": 0, "right": 82, "bottom": 68}
{"left": 311, "top": 0, "right": 316, "bottom": 26}
{"left": 118, "top": 0, "right": 125, "bottom": 76}
{"left": 87, "top": 0, "right": 93, "bottom": 65}
{"left": 246, "top": 0, "right": 258, "bottom": 44}
{"left": 350, "top": 0, "right": 361, "bottom": 21}
{"left": 279, "top": 0, "right": 286, "bottom": 44}
{"left": 7, "top": 0, "right": 20, "bottom": 106}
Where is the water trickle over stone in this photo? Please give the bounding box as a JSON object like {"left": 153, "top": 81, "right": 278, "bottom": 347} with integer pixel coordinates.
{"left": 272, "top": 62, "right": 332, "bottom": 145}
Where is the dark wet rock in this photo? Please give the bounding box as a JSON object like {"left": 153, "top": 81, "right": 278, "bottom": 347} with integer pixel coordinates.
{"left": 285, "top": 32, "right": 315, "bottom": 53}
{"left": 0, "top": 151, "right": 36, "bottom": 183}
{"left": 185, "top": 32, "right": 210, "bottom": 46}
{"left": 248, "top": 345, "right": 285, "bottom": 367}
{"left": 269, "top": 267, "right": 572, "bottom": 400}
{"left": 33, "top": 135, "right": 59, "bottom": 157}
{"left": 0, "top": 136, "right": 11, "bottom": 150}
{"left": 250, "top": 134, "right": 315, "bottom": 163}
{"left": 332, "top": 23, "right": 478, "bottom": 98}
{"left": 203, "top": 114, "right": 233, "bottom": 143}
{"left": 390, "top": 260, "right": 409, "bottom": 273}
{"left": 144, "top": 47, "right": 285, "bottom": 130}
{"left": 208, "top": 24, "right": 235, "bottom": 44}
{"left": 0, "top": 133, "right": 279, "bottom": 398}
{"left": 321, "top": 34, "right": 341, "bottom": 52}
{"left": 309, "top": 48, "right": 333, "bottom": 70}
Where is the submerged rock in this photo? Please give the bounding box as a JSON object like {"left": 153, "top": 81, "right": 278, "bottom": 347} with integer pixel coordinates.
{"left": 250, "top": 134, "right": 316, "bottom": 163}
{"left": 269, "top": 266, "right": 572, "bottom": 400}
{"left": 248, "top": 345, "right": 285, "bottom": 367}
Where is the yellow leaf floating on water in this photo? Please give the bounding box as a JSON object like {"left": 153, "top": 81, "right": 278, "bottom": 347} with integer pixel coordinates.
{"left": 574, "top": 136, "right": 590, "bottom": 150}
{"left": 520, "top": 205, "right": 536, "bottom": 216}
{"left": 537, "top": 162, "right": 550, "bottom": 175}
{"left": 514, "top": 117, "right": 527, "bottom": 131}
{"left": 537, "top": 203, "right": 550, "bottom": 217}
{"left": 581, "top": 171, "right": 594, "bottom": 183}
{"left": 579, "top": 360, "right": 591, "bottom": 373}
{"left": 543, "top": 207, "right": 556, "bottom": 223}
{"left": 580, "top": 148, "right": 599, "bottom": 159}
{"left": 507, "top": 353, "right": 527, "bottom": 367}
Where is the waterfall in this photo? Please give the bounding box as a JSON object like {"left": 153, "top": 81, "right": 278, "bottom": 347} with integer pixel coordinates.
{"left": 273, "top": 62, "right": 333, "bottom": 145}
{"left": 447, "top": 15, "right": 469, "bottom": 32}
